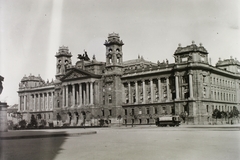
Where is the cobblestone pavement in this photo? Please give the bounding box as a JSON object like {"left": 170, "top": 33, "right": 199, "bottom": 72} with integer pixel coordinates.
{"left": 1, "top": 126, "right": 239, "bottom": 160}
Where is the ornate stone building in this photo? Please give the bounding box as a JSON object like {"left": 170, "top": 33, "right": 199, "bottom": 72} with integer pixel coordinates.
{"left": 18, "top": 33, "right": 240, "bottom": 125}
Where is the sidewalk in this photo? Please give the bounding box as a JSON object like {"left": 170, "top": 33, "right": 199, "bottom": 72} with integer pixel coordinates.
{"left": 110, "top": 123, "right": 240, "bottom": 129}
{"left": 0, "top": 129, "right": 97, "bottom": 140}
{"left": 179, "top": 123, "right": 240, "bottom": 128}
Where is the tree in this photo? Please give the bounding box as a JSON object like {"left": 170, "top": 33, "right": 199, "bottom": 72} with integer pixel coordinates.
{"left": 229, "top": 107, "right": 240, "bottom": 124}
{"left": 232, "top": 107, "right": 239, "bottom": 118}
{"left": 39, "top": 119, "right": 47, "bottom": 128}
{"left": 30, "top": 115, "right": 38, "bottom": 128}
{"left": 212, "top": 109, "right": 222, "bottom": 124}
{"left": 56, "top": 113, "right": 62, "bottom": 126}
{"left": 19, "top": 119, "right": 27, "bottom": 129}
{"left": 117, "top": 115, "right": 122, "bottom": 127}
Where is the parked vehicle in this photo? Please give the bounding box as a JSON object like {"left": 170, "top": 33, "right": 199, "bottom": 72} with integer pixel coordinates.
{"left": 156, "top": 115, "right": 181, "bottom": 127}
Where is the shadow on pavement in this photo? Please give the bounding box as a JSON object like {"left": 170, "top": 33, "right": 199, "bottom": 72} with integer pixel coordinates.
{"left": 0, "top": 131, "right": 67, "bottom": 160}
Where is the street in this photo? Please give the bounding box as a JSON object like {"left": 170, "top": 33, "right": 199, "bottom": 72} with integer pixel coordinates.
{"left": 1, "top": 126, "right": 239, "bottom": 160}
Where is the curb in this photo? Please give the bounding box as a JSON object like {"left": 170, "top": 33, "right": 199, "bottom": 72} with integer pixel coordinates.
{"left": 0, "top": 131, "right": 97, "bottom": 140}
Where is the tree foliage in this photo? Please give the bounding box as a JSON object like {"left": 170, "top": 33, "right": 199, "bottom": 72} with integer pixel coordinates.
{"left": 19, "top": 120, "right": 27, "bottom": 129}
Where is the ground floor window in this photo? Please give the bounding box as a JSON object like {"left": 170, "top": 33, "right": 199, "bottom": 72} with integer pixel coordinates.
{"left": 147, "top": 119, "right": 149, "bottom": 124}
{"left": 131, "top": 119, "right": 134, "bottom": 124}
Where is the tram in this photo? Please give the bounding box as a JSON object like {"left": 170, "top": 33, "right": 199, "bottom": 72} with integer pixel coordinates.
{"left": 155, "top": 115, "right": 181, "bottom": 127}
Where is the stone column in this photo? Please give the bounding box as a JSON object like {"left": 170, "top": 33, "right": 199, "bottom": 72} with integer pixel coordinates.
{"left": 90, "top": 82, "right": 93, "bottom": 105}
{"left": 76, "top": 91, "right": 79, "bottom": 105}
{"left": 150, "top": 79, "right": 154, "bottom": 103}
{"left": 23, "top": 95, "right": 26, "bottom": 111}
{"left": 83, "top": 84, "right": 86, "bottom": 105}
{"left": 166, "top": 77, "right": 170, "bottom": 101}
{"left": 86, "top": 82, "right": 89, "bottom": 105}
{"left": 46, "top": 92, "right": 49, "bottom": 110}
{"left": 158, "top": 78, "right": 161, "bottom": 102}
{"left": 142, "top": 80, "right": 146, "bottom": 103}
{"left": 38, "top": 93, "right": 41, "bottom": 111}
{"left": 135, "top": 81, "right": 138, "bottom": 104}
{"left": 189, "top": 72, "right": 193, "bottom": 98}
{"left": 72, "top": 84, "right": 75, "bottom": 107}
{"left": 18, "top": 95, "right": 21, "bottom": 111}
{"left": 42, "top": 93, "right": 45, "bottom": 111}
{"left": 128, "top": 82, "right": 131, "bottom": 103}
{"left": 33, "top": 94, "right": 36, "bottom": 111}
{"left": 175, "top": 73, "right": 180, "bottom": 100}
{"left": 51, "top": 92, "right": 54, "bottom": 110}
{"left": 79, "top": 83, "right": 82, "bottom": 106}
{"left": 66, "top": 85, "right": 69, "bottom": 107}
{"left": 122, "top": 83, "right": 125, "bottom": 103}
{"left": 62, "top": 85, "right": 65, "bottom": 107}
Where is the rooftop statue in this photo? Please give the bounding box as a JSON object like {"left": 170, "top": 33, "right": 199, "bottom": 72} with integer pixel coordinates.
{"left": 78, "top": 50, "right": 90, "bottom": 61}
{"left": 0, "top": 75, "right": 3, "bottom": 95}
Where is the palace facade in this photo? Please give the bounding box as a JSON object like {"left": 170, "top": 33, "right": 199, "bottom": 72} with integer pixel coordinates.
{"left": 18, "top": 33, "right": 240, "bottom": 126}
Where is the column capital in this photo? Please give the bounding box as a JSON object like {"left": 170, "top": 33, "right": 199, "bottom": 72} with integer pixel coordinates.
{"left": 188, "top": 70, "right": 193, "bottom": 75}
{"left": 122, "top": 81, "right": 127, "bottom": 84}
{"left": 174, "top": 72, "right": 180, "bottom": 76}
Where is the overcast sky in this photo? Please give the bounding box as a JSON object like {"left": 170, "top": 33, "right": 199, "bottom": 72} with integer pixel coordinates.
{"left": 1, "top": 0, "right": 239, "bottom": 105}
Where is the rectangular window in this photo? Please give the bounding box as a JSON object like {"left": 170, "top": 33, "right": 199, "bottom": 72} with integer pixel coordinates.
{"left": 171, "top": 106, "right": 175, "bottom": 114}
{"left": 131, "top": 108, "right": 135, "bottom": 115}
{"left": 206, "top": 105, "right": 209, "bottom": 112}
{"left": 102, "top": 110, "right": 105, "bottom": 116}
{"left": 125, "top": 109, "right": 127, "bottom": 115}
{"left": 182, "top": 57, "right": 188, "bottom": 62}
{"left": 146, "top": 108, "right": 150, "bottom": 114}
{"left": 155, "top": 107, "right": 158, "bottom": 114}
{"left": 103, "top": 96, "right": 105, "bottom": 105}
{"left": 109, "top": 109, "right": 112, "bottom": 116}
{"left": 108, "top": 95, "right": 112, "bottom": 103}
{"left": 133, "top": 96, "right": 136, "bottom": 103}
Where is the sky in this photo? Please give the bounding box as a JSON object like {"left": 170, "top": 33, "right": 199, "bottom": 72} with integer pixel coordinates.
{"left": 0, "top": 0, "right": 239, "bottom": 105}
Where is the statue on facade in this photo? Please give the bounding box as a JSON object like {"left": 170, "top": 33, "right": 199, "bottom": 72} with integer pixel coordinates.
{"left": 0, "top": 75, "right": 4, "bottom": 95}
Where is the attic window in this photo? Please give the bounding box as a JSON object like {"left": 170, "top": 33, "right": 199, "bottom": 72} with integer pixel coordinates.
{"left": 182, "top": 57, "right": 188, "bottom": 62}
{"left": 109, "top": 49, "right": 112, "bottom": 52}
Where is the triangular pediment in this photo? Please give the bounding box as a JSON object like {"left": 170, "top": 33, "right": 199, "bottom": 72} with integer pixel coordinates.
{"left": 61, "top": 68, "right": 101, "bottom": 81}
{"left": 66, "top": 72, "right": 88, "bottom": 80}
